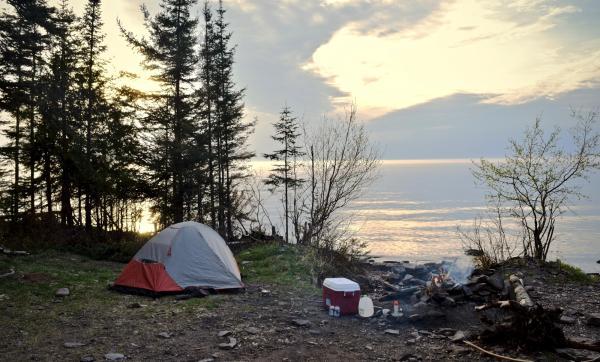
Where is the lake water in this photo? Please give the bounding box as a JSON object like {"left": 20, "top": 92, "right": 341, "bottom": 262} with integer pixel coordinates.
{"left": 254, "top": 159, "right": 600, "bottom": 273}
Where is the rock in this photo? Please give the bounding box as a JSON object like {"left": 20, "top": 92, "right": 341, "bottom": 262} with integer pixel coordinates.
{"left": 198, "top": 359, "right": 214, "bottom": 362}
{"left": 384, "top": 329, "right": 400, "bottom": 335}
{"left": 587, "top": 313, "right": 600, "bottom": 327}
{"left": 406, "top": 339, "right": 416, "bottom": 345}
{"left": 437, "top": 328, "right": 456, "bottom": 337}
{"left": 55, "top": 288, "right": 70, "bottom": 297}
{"left": 246, "top": 327, "right": 259, "bottom": 335}
{"left": 441, "top": 297, "right": 456, "bottom": 307}
{"left": 217, "top": 330, "right": 231, "bottom": 337}
{"left": 218, "top": 337, "right": 237, "bottom": 350}
{"left": 291, "top": 319, "right": 311, "bottom": 327}
{"left": 126, "top": 302, "right": 144, "bottom": 309}
{"left": 64, "top": 342, "right": 86, "bottom": 348}
{"left": 308, "top": 329, "right": 321, "bottom": 335}
{"left": 365, "top": 344, "right": 373, "bottom": 351}
{"left": 525, "top": 285, "right": 534, "bottom": 292}
{"left": 402, "top": 274, "right": 414, "bottom": 282}
{"left": 260, "top": 289, "right": 271, "bottom": 296}
{"left": 157, "top": 332, "right": 171, "bottom": 339}
{"left": 559, "top": 316, "right": 576, "bottom": 325}
{"left": 80, "top": 357, "right": 95, "bottom": 362}
{"left": 450, "top": 330, "right": 466, "bottom": 342}
{"left": 104, "top": 353, "right": 125, "bottom": 361}
{"left": 486, "top": 273, "right": 504, "bottom": 290}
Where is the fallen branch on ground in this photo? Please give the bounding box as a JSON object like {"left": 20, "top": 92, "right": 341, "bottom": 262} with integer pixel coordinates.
{"left": 0, "top": 268, "right": 15, "bottom": 278}
{"left": 463, "top": 340, "right": 533, "bottom": 362}
{"left": 0, "top": 245, "right": 29, "bottom": 256}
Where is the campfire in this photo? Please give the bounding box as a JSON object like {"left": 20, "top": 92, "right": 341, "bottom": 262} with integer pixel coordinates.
{"left": 368, "top": 260, "right": 600, "bottom": 357}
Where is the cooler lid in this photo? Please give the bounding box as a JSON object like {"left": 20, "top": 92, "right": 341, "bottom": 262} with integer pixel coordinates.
{"left": 323, "top": 277, "right": 360, "bottom": 292}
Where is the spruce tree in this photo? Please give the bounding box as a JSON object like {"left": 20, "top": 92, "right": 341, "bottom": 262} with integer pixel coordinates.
{"left": 120, "top": 0, "right": 199, "bottom": 225}
{"left": 80, "top": 0, "right": 107, "bottom": 230}
{"left": 264, "top": 105, "right": 305, "bottom": 243}
{"left": 0, "top": 0, "right": 56, "bottom": 218}
{"left": 212, "top": 0, "right": 253, "bottom": 239}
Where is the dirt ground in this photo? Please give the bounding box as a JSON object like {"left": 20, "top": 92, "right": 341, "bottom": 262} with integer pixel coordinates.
{"left": 1, "top": 251, "right": 599, "bottom": 361}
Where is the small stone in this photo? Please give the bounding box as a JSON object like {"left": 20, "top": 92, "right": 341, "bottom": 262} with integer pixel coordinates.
{"left": 198, "top": 359, "right": 214, "bottom": 362}
{"left": 291, "top": 319, "right": 311, "bottom": 327}
{"left": 450, "top": 330, "right": 466, "bottom": 342}
{"left": 308, "top": 329, "right": 321, "bottom": 335}
{"left": 246, "top": 327, "right": 259, "bottom": 335}
{"left": 55, "top": 288, "right": 70, "bottom": 297}
{"left": 127, "top": 303, "right": 145, "bottom": 309}
{"left": 157, "top": 332, "right": 171, "bottom": 339}
{"left": 525, "top": 285, "right": 534, "bottom": 292}
{"left": 218, "top": 337, "right": 237, "bottom": 350}
{"left": 402, "top": 274, "right": 414, "bottom": 282}
{"left": 586, "top": 313, "right": 600, "bottom": 327}
{"left": 260, "top": 289, "right": 271, "bottom": 296}
{"left": 80, "top": 357, "right": 95, "bottom": 362}
{"left": 64, "top": 342, "right": 85, "bottom": 348}
{"left": 384, "top": 329, "right": 400, "bottom": 335}
{"left": 218, "top": 330, "right": 231, "bottom": 337}
{"left": 406, "top": 339, "right": 416, "bottom": 345}
{"left": 365, "top": 345, "right": 373, "bottom": 351}
{"left": 559, "top": 316, "right": 576, "bottom": 325}
{"left": 104, "top": 353, "right": 125, "bottom": 361}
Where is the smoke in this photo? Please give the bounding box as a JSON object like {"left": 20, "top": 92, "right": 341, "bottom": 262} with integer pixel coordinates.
{"left": 442, "top": 257, "right": 474, "bottom": 284}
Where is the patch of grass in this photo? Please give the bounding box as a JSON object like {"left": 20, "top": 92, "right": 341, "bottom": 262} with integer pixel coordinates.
{"left": 236, "top": 243, "right": 316, "bottom": 292}
{"left": 553, "top": 259, "right": 600, "bottom": 284}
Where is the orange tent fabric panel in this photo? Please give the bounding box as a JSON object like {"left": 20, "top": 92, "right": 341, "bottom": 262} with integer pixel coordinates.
{"left": 114, "top": 260, "right": 183, "bottom": 293}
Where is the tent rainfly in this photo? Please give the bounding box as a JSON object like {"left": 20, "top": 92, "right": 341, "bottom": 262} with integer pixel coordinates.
{"left": 113, "top": 221, "right": 243, "bottom": 294}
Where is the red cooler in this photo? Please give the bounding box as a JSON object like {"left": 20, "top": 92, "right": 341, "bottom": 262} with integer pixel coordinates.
{"left": 322, "top": 277, "right": 361, "bottom": 315}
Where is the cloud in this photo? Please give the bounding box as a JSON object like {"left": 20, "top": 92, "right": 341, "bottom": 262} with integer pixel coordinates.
{"left": 304, "top": 0, "right": 600, "bottom": 118}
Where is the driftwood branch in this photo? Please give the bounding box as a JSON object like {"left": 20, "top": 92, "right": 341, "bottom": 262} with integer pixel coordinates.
{"left": 566, "top": 338, "right": 600, "bottom": 353}
{"left": 463, "top": 340, "right": 533, "bottom": 362}
{"left": 0, "top": 245, "right": 29, "bottom": 256}
{"left": 0, "top": 268, "right": 15, "bottom": 278}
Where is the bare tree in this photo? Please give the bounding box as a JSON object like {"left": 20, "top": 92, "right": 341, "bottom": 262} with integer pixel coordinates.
{"left": 472, "top": 110, "right": 600, "bottom": 261}
{"left": 297, "top": 104, "right": 380, "bottom": 256}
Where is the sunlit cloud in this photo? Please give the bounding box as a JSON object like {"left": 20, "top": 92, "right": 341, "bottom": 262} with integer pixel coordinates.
{"left": 304, "top": 0, "right": 600, "bottom": 118}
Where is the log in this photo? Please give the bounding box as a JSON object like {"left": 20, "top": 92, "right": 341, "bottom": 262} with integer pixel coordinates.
{"left": 509, "top": 275, "right": 533, "bottom": 308}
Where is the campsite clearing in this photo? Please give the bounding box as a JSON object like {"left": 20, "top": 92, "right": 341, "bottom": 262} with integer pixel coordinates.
{"left": 1, "top": 246, "right": 600, "bottom": 361}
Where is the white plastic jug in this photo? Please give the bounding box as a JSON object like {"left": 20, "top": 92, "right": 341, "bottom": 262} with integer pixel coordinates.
{"left": 358, "top": 295, "right": 374, "bottom": 317}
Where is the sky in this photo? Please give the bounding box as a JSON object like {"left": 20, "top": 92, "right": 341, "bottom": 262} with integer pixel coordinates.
{"left": 63, "top": 0, "right": 600, "bottom": 159}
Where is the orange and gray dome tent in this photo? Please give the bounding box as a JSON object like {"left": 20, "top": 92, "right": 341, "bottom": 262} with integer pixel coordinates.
{"left": 113, "top": 221, "right": 243, "bottom": 294}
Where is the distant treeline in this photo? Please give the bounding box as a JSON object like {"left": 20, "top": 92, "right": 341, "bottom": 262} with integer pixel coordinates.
{"left": 0, "top": 0, "right": 253, "bottom": 240}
